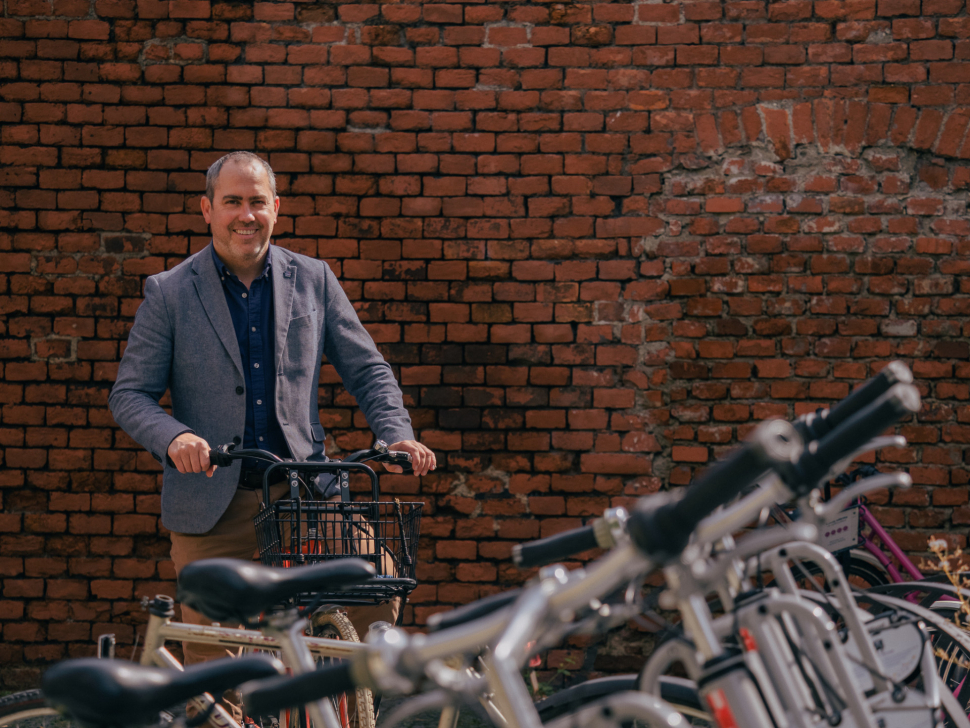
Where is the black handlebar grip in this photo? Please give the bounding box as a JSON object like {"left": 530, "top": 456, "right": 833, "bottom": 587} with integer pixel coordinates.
{"left": 798, "top": 361, "right": 912, "bottom": 442}
{"left": 427, "top": 588, "right": 522, "bottom": 633}
{"left": 243, "top": 663, "right": 355, "bottom": 716}
{"left": 787, "top": 383, "right": 920, "bottom": 494}
{"left": 512, "top": 525, "right": 600, "bottom": 569}
{"left": 628, "top": 419, "right": 802, "bottom": 563}
{"left": 208, "top": 448, "right": 234, "bottom": 468}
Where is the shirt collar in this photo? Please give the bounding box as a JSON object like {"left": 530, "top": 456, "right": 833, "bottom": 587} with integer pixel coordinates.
{"left": 210, "top": 242, "right": 273, "bottom": 283}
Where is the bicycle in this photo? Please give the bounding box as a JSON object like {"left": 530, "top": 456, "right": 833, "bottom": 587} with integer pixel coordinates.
{"left": 12, "top": 411, "right": 812, "bottom": 728}
{"left": 240, "top": 376, "right": 965, "bottom": 728}
{"left": 0, "top": 442, "right": 422, "bottom": 728}
{"left": 218, "top": 440, "right": 423, "bottom": 728}
{"left": 762, "top": 464, "right": 923, "bottom": 590}
{"left": 522, "top": 368, "right": 970, "bottom": 727}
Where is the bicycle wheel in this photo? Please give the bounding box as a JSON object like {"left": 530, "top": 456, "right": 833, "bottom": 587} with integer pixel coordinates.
{"left": 796, "top": 550, "right": 891, "bottom": 591}
{"left": 920, "top": 602, "right": 970, "bottom": 718}
{"left": 850, "top": 591, "right": 970, "bottom": 727}
{"left": 309, "top": 609, "right": 375, "bottom": 728}
{"left": 0, "top": 690, "right": 62, "bottom": 728}
{"left": 535, "top": 675, "right": 711, "bottom": 726}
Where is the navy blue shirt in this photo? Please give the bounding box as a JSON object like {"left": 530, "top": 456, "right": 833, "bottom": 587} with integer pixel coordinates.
{"left": 211, "top": 245, "right": 291, "bottom": 467}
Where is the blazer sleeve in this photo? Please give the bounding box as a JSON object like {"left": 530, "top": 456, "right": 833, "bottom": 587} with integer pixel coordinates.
{"left": 108, "top": 275, "right": 193, "bottom": 464}
{"left": 321, "top": 264, "right": 415, "bottom": 445}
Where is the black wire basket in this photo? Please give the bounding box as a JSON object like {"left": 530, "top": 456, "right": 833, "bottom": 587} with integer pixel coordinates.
{"left": 255, "top": 497, "right": 422, "bottom": 605}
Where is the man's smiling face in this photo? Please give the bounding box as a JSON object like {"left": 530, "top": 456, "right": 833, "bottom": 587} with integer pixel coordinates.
{"left": 201, "top": 159, "right": 280, "bottom": 268}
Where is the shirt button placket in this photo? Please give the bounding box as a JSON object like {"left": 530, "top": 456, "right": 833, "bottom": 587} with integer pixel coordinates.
{"left": 251, "top": 281, "right": 266, "bottom": 447}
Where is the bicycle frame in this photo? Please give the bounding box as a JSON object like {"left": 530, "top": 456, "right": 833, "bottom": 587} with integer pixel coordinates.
{"left": 141, "top": 614, "right": 366, "bottom": 664}
{"left": 858, "top": 503, "right": 924, "bottom": 582}
{"left": 140, "top": 599, "right": 361, "bottom": 728}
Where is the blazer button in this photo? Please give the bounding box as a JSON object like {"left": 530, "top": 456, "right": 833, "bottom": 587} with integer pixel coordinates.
{"left": 235, "top": 386, "right": 244, "bottom": 395}
{"left": 233, "top": 436, "right": 241, "bottom": 445}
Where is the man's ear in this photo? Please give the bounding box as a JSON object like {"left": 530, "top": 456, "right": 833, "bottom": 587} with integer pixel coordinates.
{"left": 273, "top": 196, "right": 280, "bottom": 218}
{"left": 201, "top": 194, "right": 212, "bottom": 223}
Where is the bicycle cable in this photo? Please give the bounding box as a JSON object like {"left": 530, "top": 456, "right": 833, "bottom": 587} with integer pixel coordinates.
{"left": 779, "top": 614, "right": 847, "bottom": 724}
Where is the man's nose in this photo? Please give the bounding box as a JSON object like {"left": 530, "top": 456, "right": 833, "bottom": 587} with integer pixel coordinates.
{"left": 238, "top": 204, "right": 256, "bottom": 221}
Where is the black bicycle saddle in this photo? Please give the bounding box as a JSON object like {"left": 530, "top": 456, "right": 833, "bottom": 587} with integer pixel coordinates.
{"left": 177, "top": 558, "right": 376, "bottom": 622}
{"left": 42, "top": 655, "right": 282, "bottom": 726}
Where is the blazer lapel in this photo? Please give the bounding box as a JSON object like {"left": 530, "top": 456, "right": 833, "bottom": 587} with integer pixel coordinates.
{"left": 191, "top": 244, "right": 243, "bottom": 376}
{"left": 272, "top": 248, "right": 297, "bottom": 370}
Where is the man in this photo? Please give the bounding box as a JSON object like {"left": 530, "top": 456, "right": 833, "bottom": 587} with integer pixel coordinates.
{"left": 109, "top": 152, "right": 434, "bottom": 708}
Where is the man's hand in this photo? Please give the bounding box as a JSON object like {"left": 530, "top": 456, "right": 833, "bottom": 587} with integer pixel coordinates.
{"left": 386, "top": 440, "right": 436, "bottom": 476}
{"left": 167, "top": 433, "right": 216, "bottom": 477}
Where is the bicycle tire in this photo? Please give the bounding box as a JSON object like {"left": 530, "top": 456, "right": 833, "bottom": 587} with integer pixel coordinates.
{"left": 797, "top": 551, "right": 891, "bottom": 591}
{"left": 918, "top": 602, "right": 970, "bottom": 721}
{"left": 534, "top": 675, "right": 711, "bottom": 726}
{"left": 310, "top": 609, "right": 375, "bottom": 728}
{"left": 0, "top": 690, "right": 61, "bottom": 728}
{"left": 849, "top": 591, "right": 970, "bottom": 728}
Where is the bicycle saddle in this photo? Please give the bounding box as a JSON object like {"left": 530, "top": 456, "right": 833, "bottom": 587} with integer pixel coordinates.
{"left": 177, "top": 558, "right": 377, "bottom": 622}
{"left": 42, "top": 655, "right": 282, "bottom": 726}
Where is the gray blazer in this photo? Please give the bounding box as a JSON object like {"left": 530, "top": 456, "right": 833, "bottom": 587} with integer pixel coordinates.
{"left": 109, "top": 243, "right": 414, "bottom": 534}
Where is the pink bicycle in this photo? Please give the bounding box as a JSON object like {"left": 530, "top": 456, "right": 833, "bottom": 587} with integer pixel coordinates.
{"left": 771, "top": 464, "right": 925, "bottom": 589}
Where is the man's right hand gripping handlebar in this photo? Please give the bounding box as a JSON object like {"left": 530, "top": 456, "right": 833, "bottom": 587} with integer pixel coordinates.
{"left": 167, "top": 433, "right": 217, "bottom": 476}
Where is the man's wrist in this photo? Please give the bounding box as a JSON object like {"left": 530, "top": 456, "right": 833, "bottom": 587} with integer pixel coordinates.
{"left": 164, "top": 428, "right": 196, "bottom": 469}
{"left": 382, "top": 431, "right": 415, "bottom": 446}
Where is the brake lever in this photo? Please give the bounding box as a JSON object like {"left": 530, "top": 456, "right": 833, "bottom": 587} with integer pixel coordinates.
{"left": 209, "top": 444, "right": 236, "bottom": 468}
{"left": 819, "top": 435, "right": 907, "bottom": 485}
{"left": 818, "top": 471, "right": 912, "bottom": 519}
{"left": 380, "top": 451, "right": 414, "bottom": 474}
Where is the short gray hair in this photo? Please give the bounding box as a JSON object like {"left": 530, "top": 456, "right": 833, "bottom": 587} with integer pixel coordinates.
{"left": 205, "top": 152, "right": 277, "bottom": 201}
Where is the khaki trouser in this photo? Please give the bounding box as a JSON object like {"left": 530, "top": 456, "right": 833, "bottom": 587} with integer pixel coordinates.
{"left": 170, "top": 484, "right": 400, "bottom": 722}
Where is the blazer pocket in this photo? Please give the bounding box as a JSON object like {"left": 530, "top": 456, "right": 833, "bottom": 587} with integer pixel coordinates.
{"left": 288, "top": 310, "right": 317, "bottom": 328}
{"left": 310, "top": 423, "right": 325, "bottom": 442}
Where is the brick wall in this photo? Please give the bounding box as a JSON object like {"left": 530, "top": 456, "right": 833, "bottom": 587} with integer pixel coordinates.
{"left": 3, "top": 0, "right": 970, "bottom": 687}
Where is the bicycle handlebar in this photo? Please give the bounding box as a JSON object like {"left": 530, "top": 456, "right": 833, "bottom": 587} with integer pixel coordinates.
{"left": 512, "top": 524, "right": 600, "bottom": 570}
{"left": 345, "top": 441, "right": 415, "bottom": 475}
{"left": 209, "top": 443, "right": 413, "bottom": 472}
{"left": 627, "top": 418, "right": 802, "bottom": 563}
{"left": 782, "top": 383, "right": 920, "bottom": 495}
{"left": 427, "top": 588, "right": 523, "bottom": 633}
{"left": 207, "top": 448, "right": 242, "bottom": 469}
{"left": 207, "top": 442, "right": 414, "bottom": 501}
{"left": 794, "top": 360, "right": 911, "bottom": 442}
{"left": 242, "top": 663, "right": 355, "bottom": 716}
